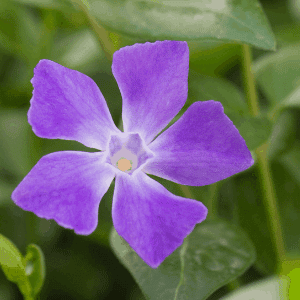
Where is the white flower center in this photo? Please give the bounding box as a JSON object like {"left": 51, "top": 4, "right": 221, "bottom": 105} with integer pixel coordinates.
{"left": 107, "top": 133, "right": 154, "bottom": 174}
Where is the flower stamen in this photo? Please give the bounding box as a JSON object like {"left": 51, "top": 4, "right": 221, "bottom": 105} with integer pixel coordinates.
{"left": 117, "top": 158, "right": 132, "bottom": 172}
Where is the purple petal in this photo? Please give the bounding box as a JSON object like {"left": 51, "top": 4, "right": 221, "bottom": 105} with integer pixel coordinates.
{"left": 144, "top": 101, "right": 254, "bottom": 186}
{"left": 112, "top": 40, "right": 189, "bottom": 144}
{"left": 12, "top": 151, "right": 115, "bottom": 235}
{"left": 28, "top": 60, "right": 120, "bottom": 150}
{"left": 112, "top": 171, "right": 207, "bottom": 268}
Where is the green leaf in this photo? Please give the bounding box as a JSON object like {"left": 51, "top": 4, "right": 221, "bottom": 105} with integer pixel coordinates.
{"left": 0, "top": 235, "right": 46, "bottom": 299}
{"left": 226, "top": 113, "right": 272, "bottom": 151}
{"left": 0, "top": 234, "right": 32, "bottom": 299}
{"left": 254, "top": 44, "right": 300, "bottom": 108}
{"left": 221, "top": 276, "right": 289, "bottom": 300}
{"left": 88, "top": 0, "right": 276, "bottom": 50}
{"left": 24, "top": 245, "right": 46, "bottom": 297}
{"left": 110, "top": 219, "right": 256, "bottom": 300}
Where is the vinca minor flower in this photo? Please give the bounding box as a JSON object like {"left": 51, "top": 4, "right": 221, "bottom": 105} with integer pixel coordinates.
{"left": 12, "top": 41, "right": 254, "bottom": 268}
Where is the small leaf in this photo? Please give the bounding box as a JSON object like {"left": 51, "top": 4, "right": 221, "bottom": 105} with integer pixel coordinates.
{"left": 110, "top": 219, "right": 256, "bottom": 300}
{"left": 0, "top": 234, "right": 32, "bottom": 299}
{"left": 89, "top": 0, "right": 276, "bottom": 50}
{"left": 24, "top": 244, "right": 46, "bottom": 297}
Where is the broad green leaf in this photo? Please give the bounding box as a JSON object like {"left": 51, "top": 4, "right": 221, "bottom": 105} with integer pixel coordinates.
{"left": 24, "top": 245, "right": 46, "bottom": 297}
{"left": 110, "top": 219, "right": 256, "bottom": 300}
{"left": 267, "top": 110, "right": 297, "bottom": 160}
{"left": 88, "top": 0, "right": 275, "bottom": 50}
{"left": 220, "top": 276, "right": 289, "bottom": 300}
{"left": 254, "top": 44, "right": 300, "bottom": 108}
{"left": 0, "top": 234, "right": 32, "bottom": 299}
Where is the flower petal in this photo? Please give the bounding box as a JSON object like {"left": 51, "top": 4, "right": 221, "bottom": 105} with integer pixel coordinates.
{"left": 144, "top": 101, "right": 254, "bottom": 186}
{"left": 28, "top": 59, "right": 120, "bottom": 150}
{"left": 12, "top": 151, "right": 115, "bottom": 235}
{"left": 112, "top": 172, "right": 207, "bottom": 268}
{"left": 112, "top": 40, "right": 189, "bottom": 144}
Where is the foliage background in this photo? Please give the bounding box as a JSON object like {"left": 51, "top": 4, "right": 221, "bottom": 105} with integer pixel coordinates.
{"left": 0, "top": 0, "right": 300, "bottom": 299}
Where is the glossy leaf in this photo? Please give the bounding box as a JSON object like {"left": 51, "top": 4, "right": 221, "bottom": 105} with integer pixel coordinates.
{"left": 88, "top": 0, "right": 276, "bottom": 50}
{"left": 110, "top": 219, "right": 256, "bottom": 300}
{"left": 24, "top": 244, "right": 46, "bottom": 297}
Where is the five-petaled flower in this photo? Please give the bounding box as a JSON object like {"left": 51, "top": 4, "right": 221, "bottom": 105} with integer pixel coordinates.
{"left": 11, "top": 41, "right": 254, "bottom": 268}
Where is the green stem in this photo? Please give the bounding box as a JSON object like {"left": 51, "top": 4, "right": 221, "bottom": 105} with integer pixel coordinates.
{"left": 71, "top": 0, "right": 116, "bottom": 60}
{"left": 179, "top": 185, "right": 194, "bottom": 199}
{"left": 241, "top": 44, "right": 286, "bottom": 263}
{"left": 206, "top": 182, "right": 221, "bottom": 220}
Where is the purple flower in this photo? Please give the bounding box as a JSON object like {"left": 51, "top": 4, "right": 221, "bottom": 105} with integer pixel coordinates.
{"left": 11, "top": 41, "right": 253, "bottom": 268}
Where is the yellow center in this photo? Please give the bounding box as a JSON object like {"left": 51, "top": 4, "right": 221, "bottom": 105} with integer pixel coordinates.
{"left": 117, "top": 158, "right": 132, "bottom": 172}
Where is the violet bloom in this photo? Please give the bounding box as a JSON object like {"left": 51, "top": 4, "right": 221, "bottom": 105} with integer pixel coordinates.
{"left": 12, "top": 41, "right": 253, "bottom": 268}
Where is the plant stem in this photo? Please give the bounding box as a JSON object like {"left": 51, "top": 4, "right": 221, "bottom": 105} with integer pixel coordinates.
{"left": 179, "top": 185, "right": 194, "bottom": 199}
{"left": 241, "top": 44, "right": 286, "bottom": 263}
{"left": 71, "top": 0, "right": 116, "bottom": 60}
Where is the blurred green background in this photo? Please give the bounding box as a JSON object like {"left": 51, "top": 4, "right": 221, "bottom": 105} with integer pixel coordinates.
{"left": 1, "top": 0, "right": 300, "bottom": 299}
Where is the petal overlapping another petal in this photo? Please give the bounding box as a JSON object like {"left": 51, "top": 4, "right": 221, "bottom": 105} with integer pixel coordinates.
{"left": 12, "top": 151, "right": 115, "bottom": 235}
{"left": 144, "top": 101, "right": 254, "bottom": 186}
{"left": 112, "top": 172, "right": 208, "bottom": 268}
{"left": 28, "top": 60, "right": 120, "bottom": 150}
{"left": 112, "top": 40, "right": 189, "bottom": 144}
